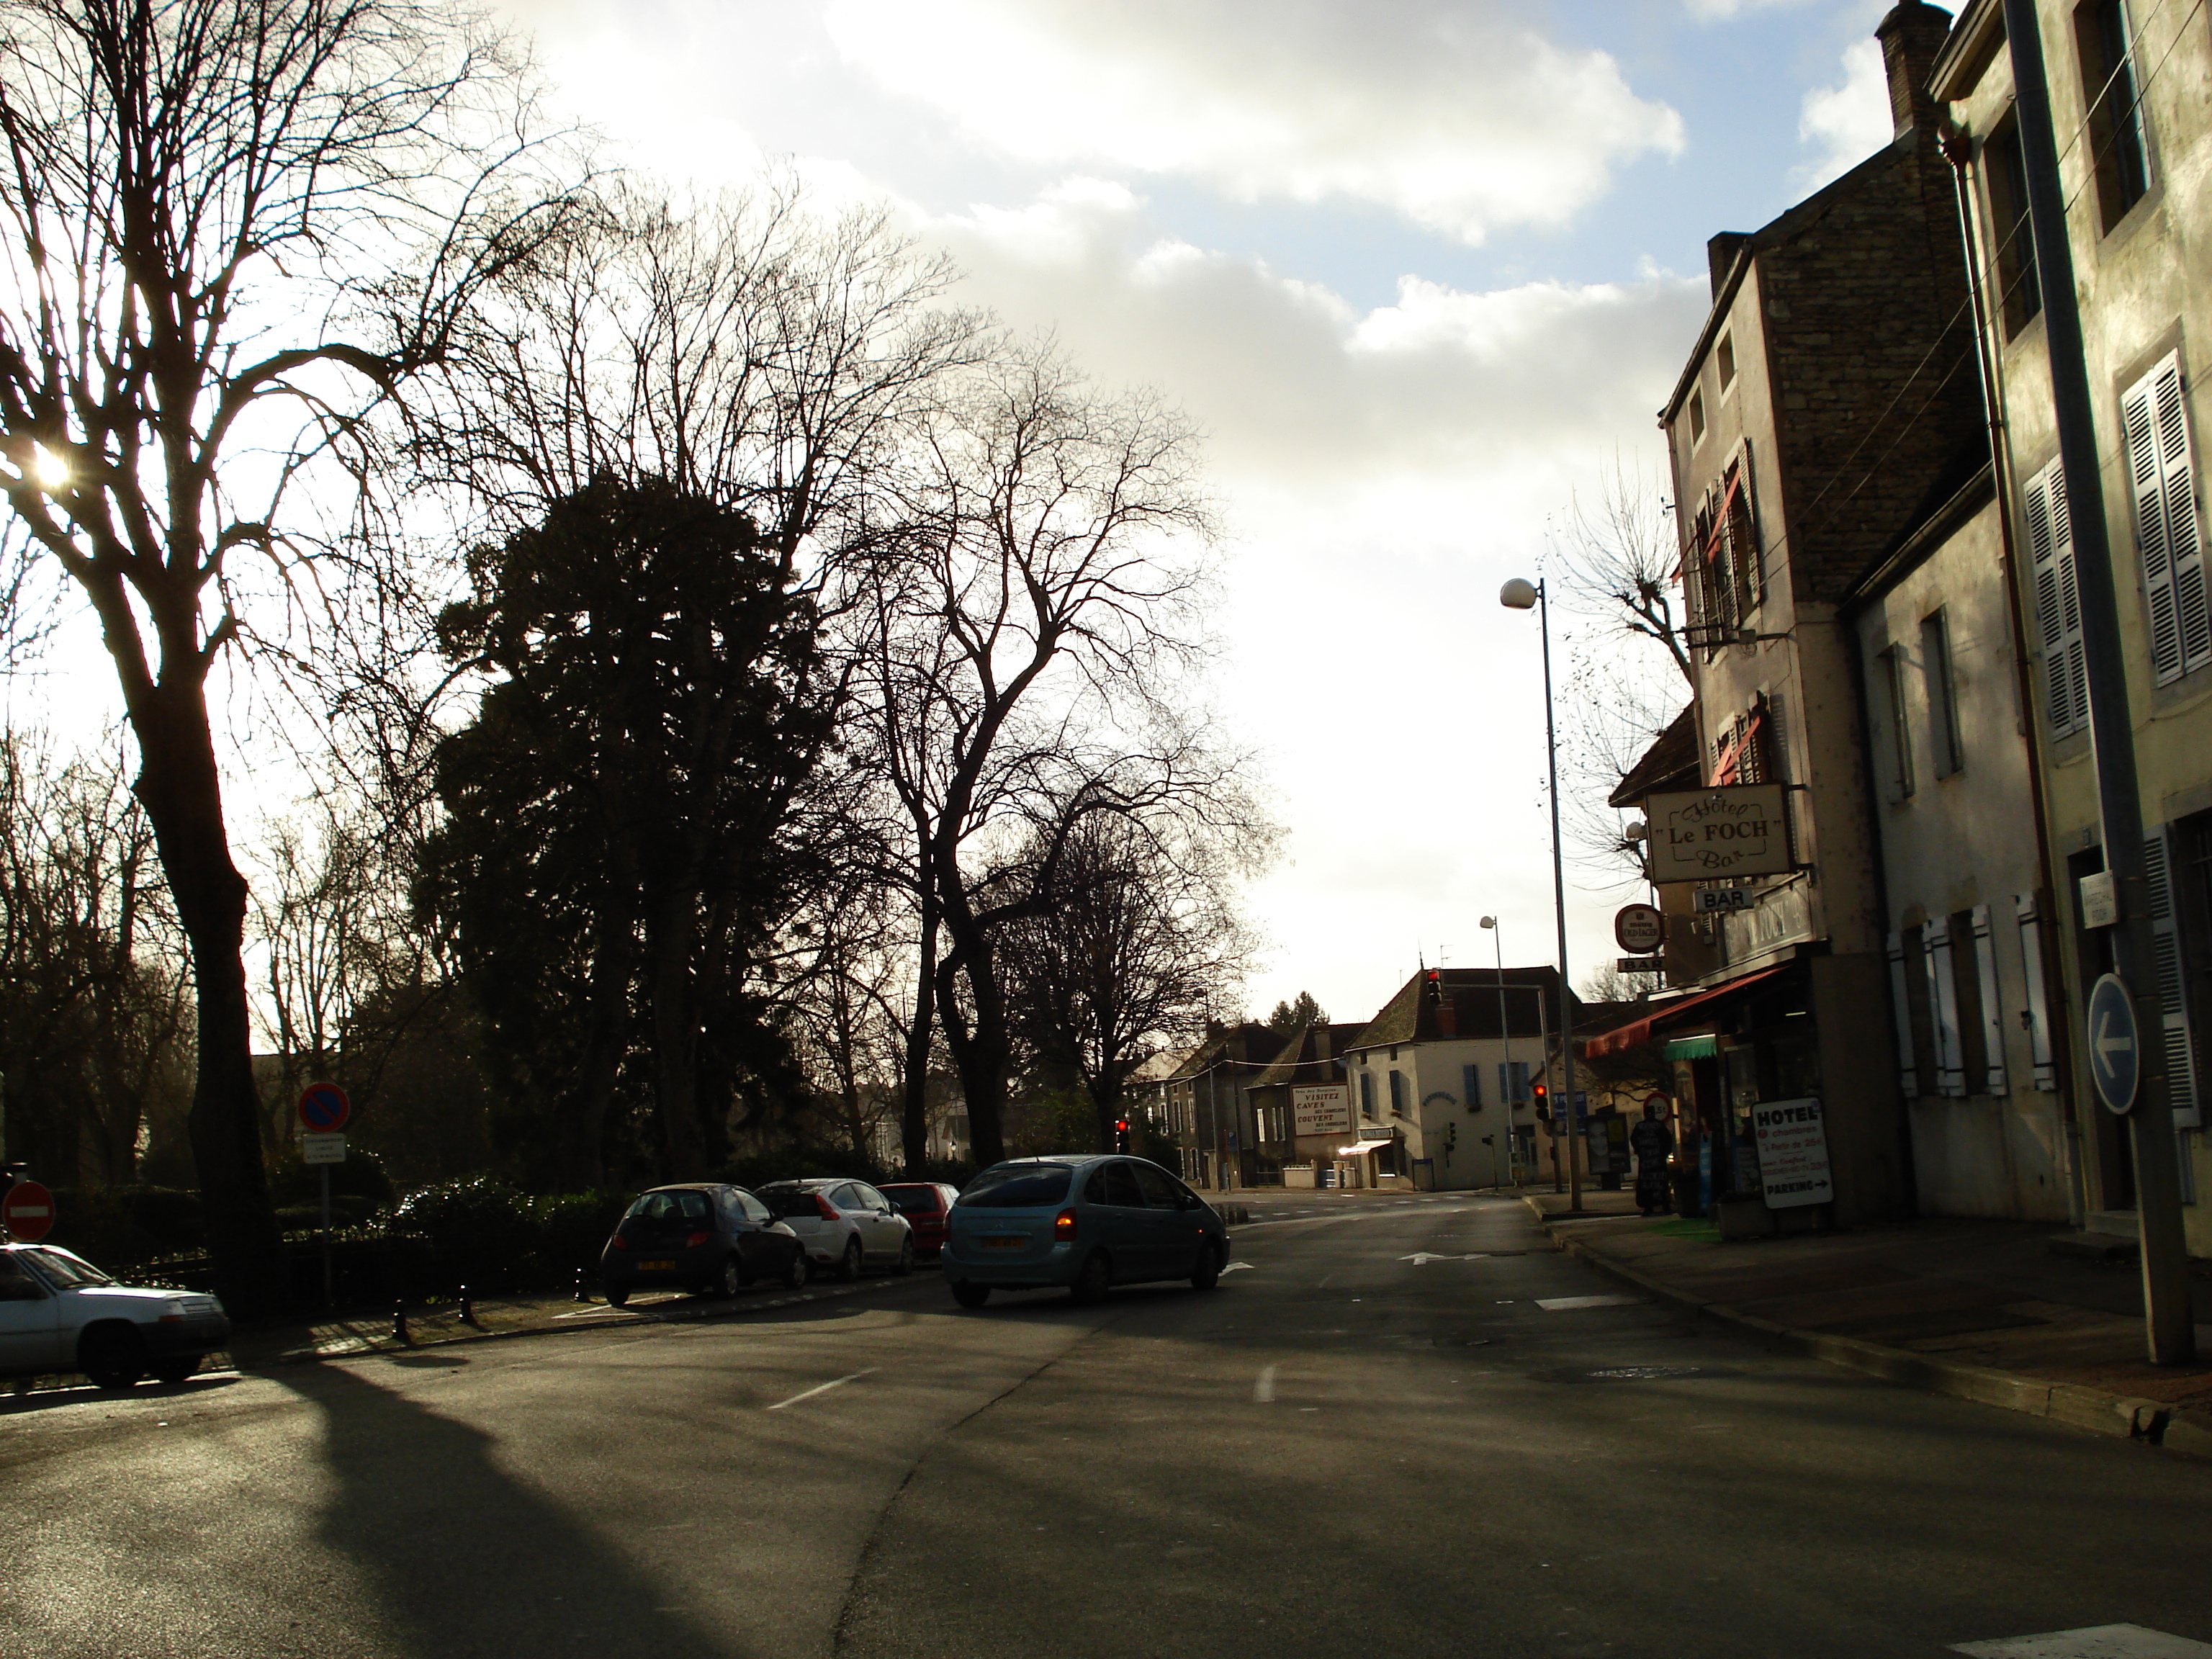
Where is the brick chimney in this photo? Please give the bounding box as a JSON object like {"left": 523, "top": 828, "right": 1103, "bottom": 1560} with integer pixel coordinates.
{"left": 1876, "top": 3, "right": 1954, "bottom": 138}
{"left": 1707, "top": 230, "right": 1750, "bottom": 298}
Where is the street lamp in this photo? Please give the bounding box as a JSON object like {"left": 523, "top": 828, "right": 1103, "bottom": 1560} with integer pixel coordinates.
{"left": 1478, "top": 915, "right": 1516, "bottom": 1190}
{"left": 1500, "top": 575, "right": 1581, "bottom": 1213}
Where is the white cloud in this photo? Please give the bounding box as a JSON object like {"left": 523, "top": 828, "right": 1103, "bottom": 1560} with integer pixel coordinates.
{"left": 1683, "top": 0, "right": 1815, "bottom": 18}
{"left": 1797, "top": 35, "right": 1895, "bottom": 186}
{"left": 823, "top": 0, "right": 1683, "bottom": 243}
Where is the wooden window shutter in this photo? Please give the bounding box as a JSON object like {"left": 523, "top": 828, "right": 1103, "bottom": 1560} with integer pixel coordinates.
{"left": 1925, "top": 913, "right": 1966, "bottom": 1096}
{"left": 2023, "top": 458, "right": 2090, "bottom": 737}
{"left": 2014, "top": 892, "right": 2059, "bottom": 1092}
{"left": 1886, "top": 930, "right": 1920, "bottom": 1097}
{"left": 2146, "top": 826, "right": 2203, "bottom": 1129}
{"left": 1971, "top": 904, "right": 2010, "bottom": 1095}
{"left": 2121, "top": 353, "right": 2211, "bottom": 685}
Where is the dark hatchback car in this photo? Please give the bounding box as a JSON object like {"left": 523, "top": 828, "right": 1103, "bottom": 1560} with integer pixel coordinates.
{"left": 878, "top": 1182, "right": 961, "bottom": 1258}
{"left": 601, "top": 1184, "right": 808, "bottom": 1306}
{"left": 942, "top": 1156, "right": 1228, "bottom": 1308}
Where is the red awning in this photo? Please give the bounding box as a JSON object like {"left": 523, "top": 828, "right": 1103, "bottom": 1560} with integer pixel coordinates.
{"left": 1580, "top": 966, "right": 1787, "bottom": 1058}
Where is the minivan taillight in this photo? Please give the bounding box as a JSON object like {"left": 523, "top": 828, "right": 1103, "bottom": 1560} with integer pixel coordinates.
{"left": 1054, "top": 1208, "right": 1077, "bottom": 1241}
{"left": 815, "top": 1194, "right": 841, "bottom": 1222}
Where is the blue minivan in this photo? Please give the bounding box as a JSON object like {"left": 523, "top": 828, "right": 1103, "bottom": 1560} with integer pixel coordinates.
{"left": 943, "top": 1155, "right": 1229, "bottom": 1308}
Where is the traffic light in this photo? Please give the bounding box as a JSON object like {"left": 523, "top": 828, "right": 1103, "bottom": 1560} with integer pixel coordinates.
{"left": 1532, "top": 1082, "right": 1550, "bottom": 1120}
{"left": 1114, "top": 1117, "right": 1130, "bottom": 1151}
{"left": 1424, "top": 968, "right": 1443, "bottom": 1005}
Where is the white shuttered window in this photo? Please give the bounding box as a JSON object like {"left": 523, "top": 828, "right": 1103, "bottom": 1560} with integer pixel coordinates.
{"left": 2121, "top": 354, "right": 2211, "bottom": 685}
{"left": 2145, "top": 827, "right": 2203, "bottom": 1129}
{"left": 1924, "top": 914, "right": 1967, "bottom": 1097}
{"left": 2013, "top": 893, "right": 2059, "bottom": 1092}
{"left": 1972, "top": 904, "right": 2010, "bottom": 1095}
{"left": 2023, "top": 458, "right": 2090, "bottom": 736}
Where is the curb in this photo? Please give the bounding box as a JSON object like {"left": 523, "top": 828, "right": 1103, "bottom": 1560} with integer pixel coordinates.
{"left": 1524, "top": 1199, "right": 2210, "bottom": 1462}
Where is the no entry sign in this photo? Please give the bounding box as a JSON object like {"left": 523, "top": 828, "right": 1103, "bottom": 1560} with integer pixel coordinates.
{"left": 297, "top": 1082, "right": 351, "bottom": 1133}
{"left": 3, "top": 1179, "right": 55, "bottom": 1242}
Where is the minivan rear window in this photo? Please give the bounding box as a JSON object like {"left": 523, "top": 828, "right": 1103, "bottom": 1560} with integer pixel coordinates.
{"left": 956, "top": 1164, "right": 1073, "bottom": 1208}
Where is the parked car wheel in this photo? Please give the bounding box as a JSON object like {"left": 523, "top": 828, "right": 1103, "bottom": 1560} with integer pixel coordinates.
{"left": 80, "top": 1324, "right": 147, "bottom": 1390}
{"left": 785, "top": 1249, "right": 809, "bottom": 1290}
{"left": 893, "top": 1238, "right": 914, "bottom": 1277}
{"left": 711, "top": 1258, "right": 743, "bottom": 1298}
{"left": 951, "top": 1282, "right": 990, "bottom": 1308}
{"left": 151, "top": 1355, "right": 201, "bottom": 1386}
{"left": 1191, "top": 1242, "right": 1224, "bottom": 1291}
{"left": 837, "top": 1238, "right": 863, "bottom": 1282}
{"left": 1069, "top": 1251, "right": 1112, "bottom": 1306}
{"left": 606, "top": 1285, "right": 631, "bottom": 1308}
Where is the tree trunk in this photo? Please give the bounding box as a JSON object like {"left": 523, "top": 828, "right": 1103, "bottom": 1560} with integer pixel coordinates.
{"left": 900, "top": 896, "right": 939, "bottom": 1174}
{"left": 131, "top": 683, "right": 283, "bottom": 1313}
{"left": 648, "top": 887, "right": 705, "bottom": 1179}
{"left": 577, "top": 895, "right": 632, "bottom": 1189}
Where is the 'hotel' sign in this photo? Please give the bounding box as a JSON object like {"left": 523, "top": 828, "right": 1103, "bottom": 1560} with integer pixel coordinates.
{"left": 1645, "top": 784, "right": 1794, "bottom": 882}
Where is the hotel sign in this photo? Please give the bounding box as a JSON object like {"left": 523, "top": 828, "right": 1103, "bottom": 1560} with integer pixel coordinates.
{"left": 1292, "top": 1084, "right": 1353, "bottom": 1136}
{"left": 1646, "top": 784, "right": 1794, "bottom": 881}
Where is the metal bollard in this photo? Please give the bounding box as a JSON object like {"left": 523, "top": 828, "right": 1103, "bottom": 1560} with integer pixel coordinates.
{"left": 391, "top": 1300, "right": 409, "bottom": 1344}
{"left": 573, "top": 1267, "right": 590, "bottom": 1304}
{"left": 459, "top": 1285, "right": 479, "bottom": 1328}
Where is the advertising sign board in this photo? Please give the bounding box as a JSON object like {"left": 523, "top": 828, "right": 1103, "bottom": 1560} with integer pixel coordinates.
{"left": 1613, "top": 903, "right": 1665, "bottom": 953}
{"left": 1647, "top": 784, "right": 1794, "bottom": 881}
{"left": 1749, "top": 1097, "right": 1832, "bottom": 1208}
{"left": 1292, "top": 1084, "right": 1352, "bottom": 1136}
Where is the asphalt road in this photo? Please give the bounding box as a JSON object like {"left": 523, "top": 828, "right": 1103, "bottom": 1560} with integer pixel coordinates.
{"left": 7, "top": 1192, "right": 2212, "bottom": 1659}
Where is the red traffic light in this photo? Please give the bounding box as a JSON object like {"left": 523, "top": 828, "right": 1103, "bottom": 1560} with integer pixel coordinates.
{"left": 1114, "top": 1119, "right": 1129, "bottom": 1134}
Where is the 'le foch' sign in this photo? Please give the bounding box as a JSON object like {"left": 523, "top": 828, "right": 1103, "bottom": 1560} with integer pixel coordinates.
{"left": 1647, "top": 784, "right": 1794, "bottom": 881}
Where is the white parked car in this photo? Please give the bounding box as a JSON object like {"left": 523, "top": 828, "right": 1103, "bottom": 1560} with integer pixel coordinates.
{"left": 755, "top": 1179, "right": 914, "bottom": 1281}
{"left": 0, "top": 1243, "right": 230, "bottom": 1390}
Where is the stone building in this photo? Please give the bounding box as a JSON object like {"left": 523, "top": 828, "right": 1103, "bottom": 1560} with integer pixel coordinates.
{"left": 1633, "top": 2, "right": 1987, "bottom": 1228}
{"left": 1930, "top": 0, "right": 2212, "bottom": 1245}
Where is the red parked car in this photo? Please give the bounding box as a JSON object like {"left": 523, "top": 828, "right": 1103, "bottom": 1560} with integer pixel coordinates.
{"left": 878, "top": 1182, "right": 961, "bottom": 1259}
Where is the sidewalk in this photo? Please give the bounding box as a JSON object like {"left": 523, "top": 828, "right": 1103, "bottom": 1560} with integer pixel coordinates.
{"left": 1523, "top": 1191, "right": 2212, "bottom": 1462}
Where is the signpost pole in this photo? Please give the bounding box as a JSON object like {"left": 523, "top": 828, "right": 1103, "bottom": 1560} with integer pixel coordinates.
{"left": 319, "top": 1164, "right": 333, "bottom": 1308}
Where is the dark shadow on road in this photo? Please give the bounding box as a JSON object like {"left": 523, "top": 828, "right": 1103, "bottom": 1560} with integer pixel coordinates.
{"left": 259, "top": 1360, "right": 750, "bottom": 1659}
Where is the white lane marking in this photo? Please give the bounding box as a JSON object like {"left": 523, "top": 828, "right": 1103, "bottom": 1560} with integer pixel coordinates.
{"left": 1534, "top": 1295, "right": 1642, "bottom": 1311}
{"left": 1254, "top": 1365, "right": 1277, "bottom": 1403}
{"left": 1398, "top": 1252, "right": 1491, "bottom": 1264}
{"left": 1219, "top": 1262, "right": 1257, "bottom": 1274}
{"left": 1953, "top": 1628, "right": 2212, "bottom": 1658}
{"left": 765, "top": 1368, "right": 878, "bottom": 1411}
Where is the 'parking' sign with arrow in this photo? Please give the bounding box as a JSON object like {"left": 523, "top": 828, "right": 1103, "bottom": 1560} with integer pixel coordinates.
{"left": 2086, "top": 972, "right": 2141, "bottom": 1115}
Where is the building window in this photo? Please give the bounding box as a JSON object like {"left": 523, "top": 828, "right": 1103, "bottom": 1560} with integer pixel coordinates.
{"left": 1388, "top": 1070, "right": 1407, "bottom": 1116}
{"left": 1984, "top": 115, "right": 2042, "bottom": 337}
{"left": 1879, "top": 647, "right": 1915, "bottom": 800}
{"left": 1686, "top": 448, "right": 1761, "bottom": 652}
{"left": 2023, "top": 457, "right": 2090, "bottom": 737}
{"left": 1922, "top": 609, "right": 1964, "bottom": 777}
{"left": 1688, "top": 385, "right": 1707, "bottom": 446}
{"left": 1717, "top": 331, "right": 1737, "bottom": 391}
{"left": 1359, "top": 1072, "right": 1375, "bottom": 1118}
{"left": 2076, "top": 0, "right": 2152, "bottom": 232}
{"left": 2119, "top": 352, "right": 2209, "bottom": 686}
{"left": 2176, "top": 811, "right": 2212, "bottom": 1116}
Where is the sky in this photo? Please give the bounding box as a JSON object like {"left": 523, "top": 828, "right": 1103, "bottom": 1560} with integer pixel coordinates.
{"left": 488, "top": 0, "right": 1904, "bottom": 1028}
{"left": 29, "top": 0, "right": 1906, "bottom": 1038}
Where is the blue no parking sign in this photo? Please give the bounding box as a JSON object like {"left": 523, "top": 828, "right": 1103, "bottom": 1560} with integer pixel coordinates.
{"left": 2085, "top": 974, "right": 2140, "bottom": 1116}
{"left": 297, "top": 1082, "right": 351, "bottom": 1133}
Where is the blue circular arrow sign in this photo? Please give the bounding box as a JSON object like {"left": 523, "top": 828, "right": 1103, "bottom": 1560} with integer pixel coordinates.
{"left": 297, "top": 1082, "right": 351, "bottom": 1133}
{"left": 2086, "top": 973, "right": 2141, "bottom": 1116}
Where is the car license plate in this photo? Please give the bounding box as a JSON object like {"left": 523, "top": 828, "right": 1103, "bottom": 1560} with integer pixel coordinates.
{"left": 639, "top": 1259, "right": 675, "bottom": 1271}
{"left": 978, "top": 1236, "right": 1025, "bottom": 1251}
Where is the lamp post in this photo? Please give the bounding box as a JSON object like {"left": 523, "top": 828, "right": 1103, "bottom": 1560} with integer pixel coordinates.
{"left": 1479, "top": 915, "right": 1519, "bottom": 1189}
{"left": 1501, "top": 576, "right": 1581, "bottom": 1213}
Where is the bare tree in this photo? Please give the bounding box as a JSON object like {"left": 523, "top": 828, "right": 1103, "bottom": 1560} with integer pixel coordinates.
{"left": 0, "top": 0, "right": 580, "bottom": 1304}
{"left": 1002, "top": 804, "right": 1266, "bottom": 1154}
{"left": 1547, "top": 457, "right": 1694, "bottom": 886}
{"left": 859, "top": 343, "right": 1217, "bottom": 1170}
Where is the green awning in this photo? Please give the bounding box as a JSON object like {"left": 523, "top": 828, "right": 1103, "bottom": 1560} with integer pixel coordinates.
{"left": 1660, "top": 1034, "right": 1719, "bottom": 1060}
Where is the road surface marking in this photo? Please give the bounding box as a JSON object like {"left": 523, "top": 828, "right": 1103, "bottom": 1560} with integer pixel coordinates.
{"left": 1535, "top": 1295, "right": 1642, "bottom": 1311}
{"left": 766, "top": 1368, "right": 878, "bottom": 1411}
{"left": 1953, "top": 1628, "right": 2212, "bottom": 1658}
{"left": 1398, "top": 1252, "right": 1491, "bottom": 1264}
{"left": 1254, "top": 1365, "right": 1277, "bottom": 1403}
{"left": 1220, "top": 1262, "right": 1257, "bottom": 1274}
